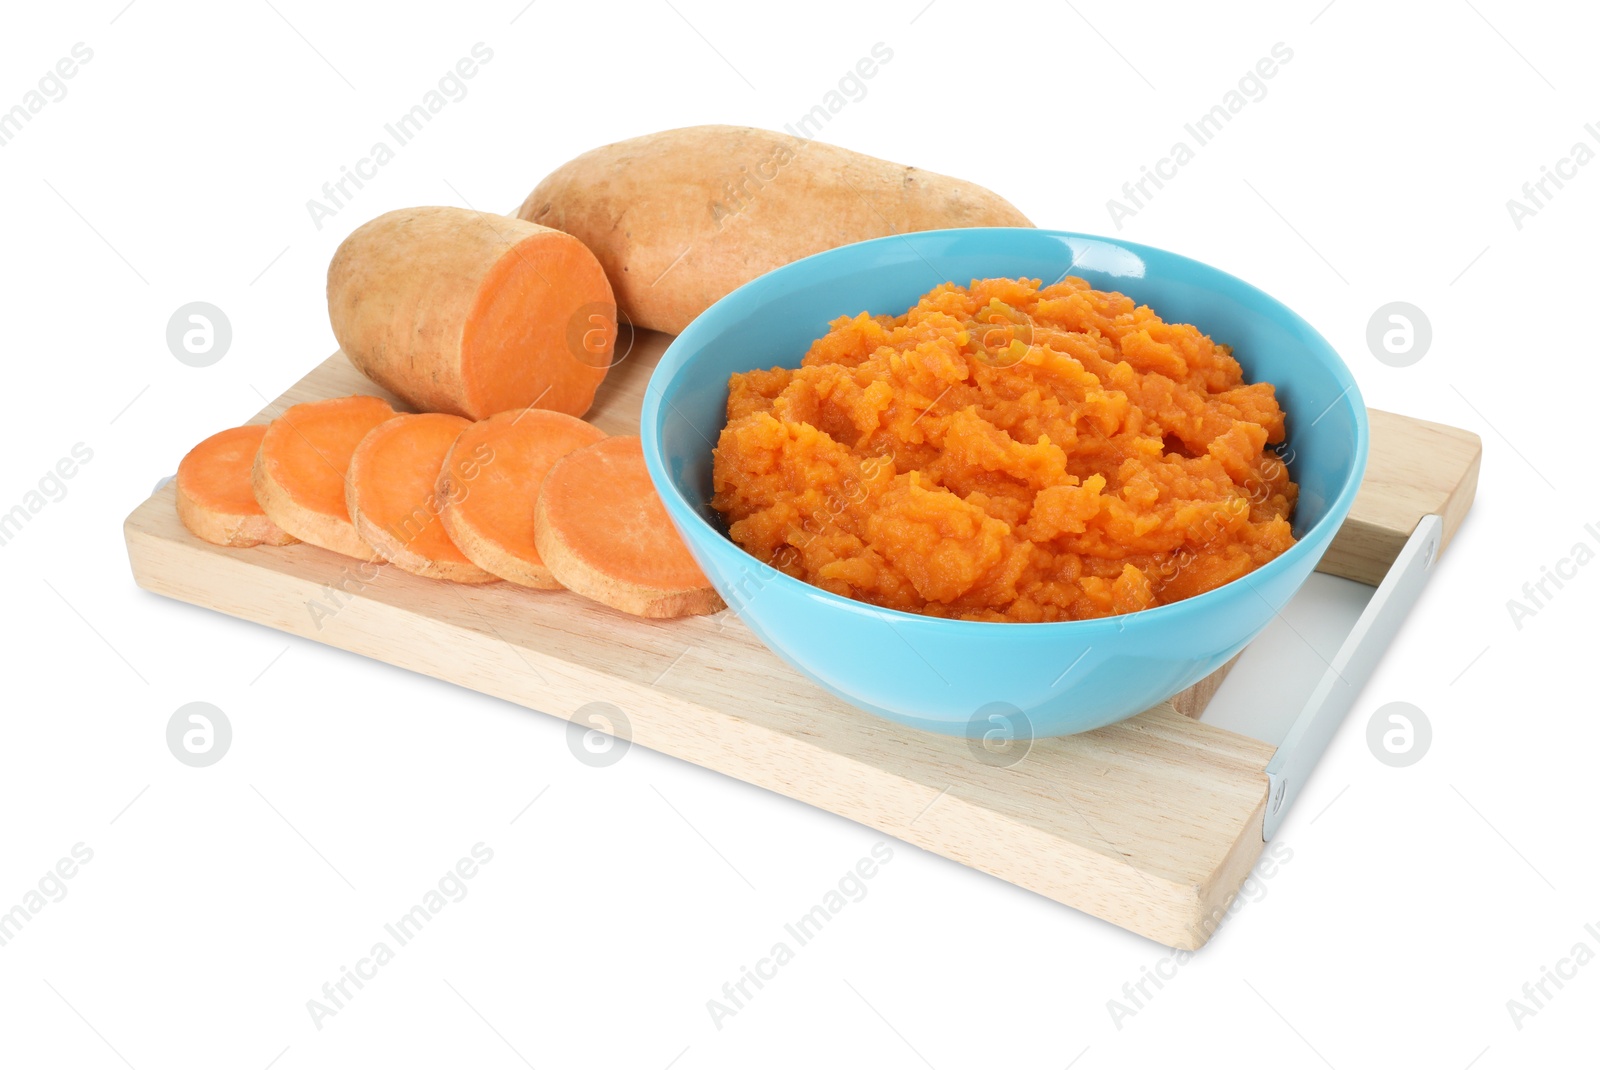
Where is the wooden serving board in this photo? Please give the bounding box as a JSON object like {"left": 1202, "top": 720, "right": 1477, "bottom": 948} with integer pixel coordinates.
{"left": 124, "top": 333, "right": 1481, "bottom": 948}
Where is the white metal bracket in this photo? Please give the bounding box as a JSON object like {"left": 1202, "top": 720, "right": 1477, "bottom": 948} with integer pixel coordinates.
{"left": 1262, "top": 514, "right": 1443, "bottom": 840}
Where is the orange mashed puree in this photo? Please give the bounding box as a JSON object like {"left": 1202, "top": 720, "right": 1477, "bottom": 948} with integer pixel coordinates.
{"left": 711, "top": 277, "right": 1297, "bottom": 622}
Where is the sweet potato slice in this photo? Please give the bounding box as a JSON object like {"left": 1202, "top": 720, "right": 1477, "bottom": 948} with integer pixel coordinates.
{"left": 346, "top": 414, "right": 498, "bottom": 584}
{"left": 438, "top": 408, "right": 606, "bottom": 589}
{"left": 176, "top": 425, "right": 297, "bottom": 548}
{"left": 534, "top": 436, "right": 723, "bottom": 618}
{"left": 327, "top": 206, "right": 617, "bottom": 420}
{"left": 253, "top": 394, "right": 395, "bottom": 561}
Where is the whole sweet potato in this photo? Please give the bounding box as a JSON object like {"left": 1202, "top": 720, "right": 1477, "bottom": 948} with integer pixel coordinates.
{"left": 517, "top": 126, "right": 1033, "bottom": 335}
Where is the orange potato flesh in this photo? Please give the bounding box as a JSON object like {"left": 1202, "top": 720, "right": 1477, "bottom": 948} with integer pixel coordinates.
{"left": 176, "top": 425, "right": 296, "bottom": 548}
{"left": 534, "top": 435, "right": 723, "bottom": 618}
{"left": 253, "top": 394, "right": 394, "bottom": 560}
{"left": 712, "top": 277, "right": 1298, "bottom": 622}
{"left": 461, "top": 231, "right": 616, "bottom": 419}
{"left": 347, "top": 413, "right": 498, "bottom": 584}
{"left": 439, "top": 408, "right": 606, "bottom": 589}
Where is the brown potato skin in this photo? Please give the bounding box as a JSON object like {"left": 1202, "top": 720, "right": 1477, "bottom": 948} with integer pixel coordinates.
{"left": 517, "top": 125, "right": 1034, "bottom": 335}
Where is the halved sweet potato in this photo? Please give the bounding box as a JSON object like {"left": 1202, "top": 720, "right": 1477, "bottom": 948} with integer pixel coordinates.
{"left": 328, "top": 206, "right": 617, "bottom": 420}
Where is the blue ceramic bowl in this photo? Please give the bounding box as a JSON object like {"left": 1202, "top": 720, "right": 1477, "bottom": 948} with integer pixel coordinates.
{"left": 640, "top": 229, "right": 1367, "bottom": 737}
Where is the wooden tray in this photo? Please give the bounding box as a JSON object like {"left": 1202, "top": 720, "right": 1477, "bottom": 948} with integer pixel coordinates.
{"left": 124, "top": 333, "right": 1480, "bottom": 948}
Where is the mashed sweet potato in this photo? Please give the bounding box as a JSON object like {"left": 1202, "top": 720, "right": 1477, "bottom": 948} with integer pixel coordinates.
{"left": 711, "top": 277, "right": 1297, "bottom": 622}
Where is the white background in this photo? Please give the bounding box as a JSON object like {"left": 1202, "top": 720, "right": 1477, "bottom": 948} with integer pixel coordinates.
{"left": 2, "top": 1, "right": 1595, "bottom": 1067}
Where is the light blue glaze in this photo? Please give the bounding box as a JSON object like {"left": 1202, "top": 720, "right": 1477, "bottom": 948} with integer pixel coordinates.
{"left": 639, "top": 229, "right": 1368, "bottom": 737}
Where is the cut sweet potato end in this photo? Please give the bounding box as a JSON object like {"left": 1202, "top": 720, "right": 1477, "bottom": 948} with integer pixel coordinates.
{"left": 533, "top": 435, "right": 723, "bottom": 618}
{"left": 254, "top": 394, "right": 394, "bottom": 560}
{"left": 347, "top": 413, "right": 498, "bottom": 584}
{"left": 176, "top": 425, "right": 297, "bottom": 548}
{"left": 461, "top": 229, "right": 615, "bottom": 420}
{"left": 439, "top": 408, "right": 606, "bottom": 589}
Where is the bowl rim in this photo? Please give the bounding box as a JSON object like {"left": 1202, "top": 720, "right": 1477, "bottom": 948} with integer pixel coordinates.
{"left": 640, "top": 226, "right": 1370, "bottom": 633}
